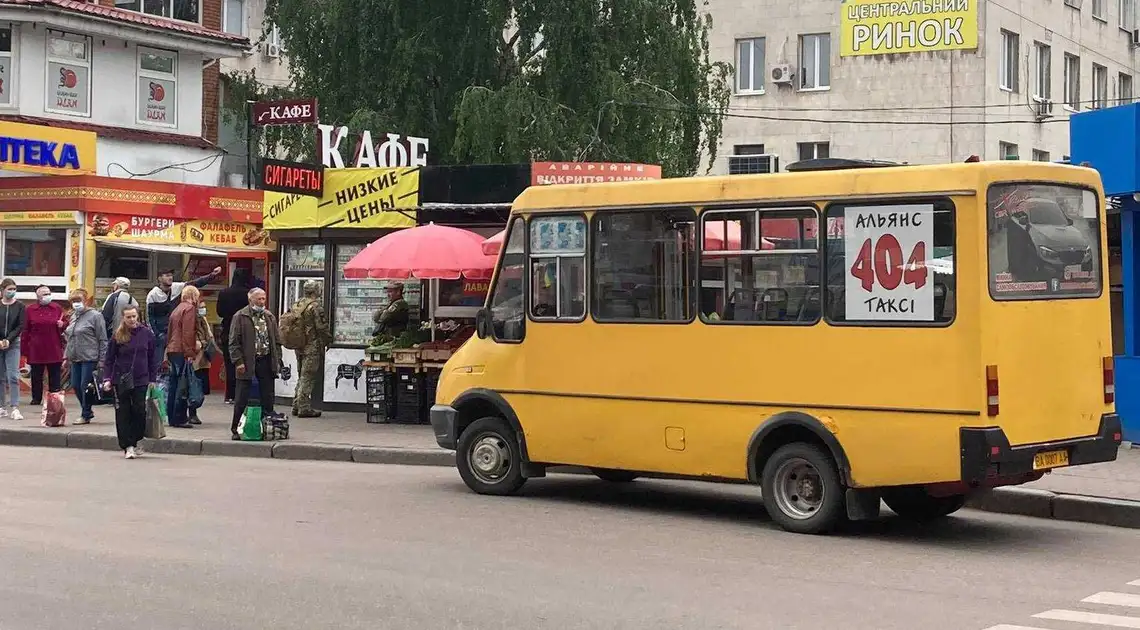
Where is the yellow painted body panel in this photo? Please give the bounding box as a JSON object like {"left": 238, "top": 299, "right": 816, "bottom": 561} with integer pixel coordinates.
{"left": 436, "top": 161, "right": 1114, "bottom": 489}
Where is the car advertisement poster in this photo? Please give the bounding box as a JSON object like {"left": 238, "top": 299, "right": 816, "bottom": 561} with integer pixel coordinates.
{"left": 987, "top": 184, "right": 1100, "bottom": 299}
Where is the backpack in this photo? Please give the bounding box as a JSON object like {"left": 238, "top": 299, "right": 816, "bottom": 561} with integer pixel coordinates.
{"left": 278, "top": 301, "right": 313, "bottom": 350}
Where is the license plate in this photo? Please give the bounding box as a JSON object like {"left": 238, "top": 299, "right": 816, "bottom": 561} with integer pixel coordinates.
{"left": 1033, "top": 449, "right": 1070, "bottom": 470}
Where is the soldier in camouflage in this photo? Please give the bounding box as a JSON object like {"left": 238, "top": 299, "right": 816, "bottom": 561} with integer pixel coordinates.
{"left": 292, "top": 280, "right": 331, "bottom": 418}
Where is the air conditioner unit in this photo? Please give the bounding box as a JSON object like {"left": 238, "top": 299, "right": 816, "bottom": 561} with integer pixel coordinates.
{"left": 263, "top": 42, "right": 281, "bottom": 58}
{"left": 1033, "top": 97, "right": 1054, "bottom": 118}
{"left": 771, "top": 64, "right": 794, "bottom": 85}
{"left": 1132, "top": 28, "right": 1140, "bottom": 47}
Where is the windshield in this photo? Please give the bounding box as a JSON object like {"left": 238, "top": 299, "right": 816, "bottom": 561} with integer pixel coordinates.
{"left": 988, "top": 183, "right": 1101, "bottom": 300}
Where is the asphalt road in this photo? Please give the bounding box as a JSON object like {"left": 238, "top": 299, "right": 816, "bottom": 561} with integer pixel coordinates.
{"left": 1, "top": 448, "right": 1138, "bottom": 630}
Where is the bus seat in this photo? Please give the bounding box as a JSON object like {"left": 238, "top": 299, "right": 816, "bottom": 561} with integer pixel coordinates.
{"left": 760, "top": 288, "right": 789, "bottom": 321}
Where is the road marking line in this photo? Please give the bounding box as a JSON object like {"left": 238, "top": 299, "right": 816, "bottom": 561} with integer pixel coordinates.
{"left": 1086, "top": 592, "right": 1140, "bottom": 608}
{"left": 1130, "top": 580, "right": 1140, "bottom": 587}
{"left": 981, "top": 626, "right": 1053, "bottom": 630}
{"left": 1034, "top": 609, "right": 1140, "bottom": 628}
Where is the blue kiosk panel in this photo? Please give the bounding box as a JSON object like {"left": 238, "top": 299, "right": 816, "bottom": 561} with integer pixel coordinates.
{"left": 1071, "top": 103, "right": 1140, "bottom": 441}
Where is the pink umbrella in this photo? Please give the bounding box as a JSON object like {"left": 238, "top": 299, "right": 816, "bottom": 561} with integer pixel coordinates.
{"left": 482, "top": 230, "right": 505, "bottom": 256}
{"left": 343, "top": 223, "right": 497, "bottom": 280}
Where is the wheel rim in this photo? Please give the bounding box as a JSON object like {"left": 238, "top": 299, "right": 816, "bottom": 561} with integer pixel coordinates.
{"left": 771, "top": 457, "right": 825, "bottom": 520}
{"left": 468, "top": 432, "right": 512, "bottom": 485}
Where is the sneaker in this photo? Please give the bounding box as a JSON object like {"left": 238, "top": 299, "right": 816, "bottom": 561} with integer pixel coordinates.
{"left": 73, "top": 417, "right": 90, "bottom": 425}
{"left": 224, "top": 398, "right": 234, "bottom": 405}
{"left": 125, "top": 447, "right": 137, "bottom": 459}
{"left": 10, "top": 408, "right": 23, "bottom": 421}
{"left": 0, "top": 408, "right": 10, "bottom": 419}
{"left": 134, "top": 444, "right": 144, "bottom": 456}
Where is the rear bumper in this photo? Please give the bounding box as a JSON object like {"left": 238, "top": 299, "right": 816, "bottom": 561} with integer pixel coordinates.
{"left": 429, "top": 404, "right": 458, "bottom": 450}
{"left": 960, "top": 414, "right": 1122, "bottom": 486}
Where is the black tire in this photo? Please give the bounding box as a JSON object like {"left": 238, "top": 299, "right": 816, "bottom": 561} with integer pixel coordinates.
{"left": 590, "top": 468, "right": 639, "bottom": 483}
{"left": 883, "top": 488, "right": 966, "bottom": 522}
{"left": 456, "top": 416, "right": 527, "bottom": 496}
{"left": 760, "top": 443, "right": 845, "bottom": 535}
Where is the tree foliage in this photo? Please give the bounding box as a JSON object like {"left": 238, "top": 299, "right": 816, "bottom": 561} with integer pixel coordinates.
{"left": 246, "top": 0, "right": 730, "bottom": 176}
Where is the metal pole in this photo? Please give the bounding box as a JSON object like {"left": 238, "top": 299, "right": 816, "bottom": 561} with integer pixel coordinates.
{"left": 246, "top": 100, "right": 254, "bottom": 189}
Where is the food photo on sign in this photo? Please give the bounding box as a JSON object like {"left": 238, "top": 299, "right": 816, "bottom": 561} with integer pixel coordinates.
{"left": 986, "top": 184, "right": 1101, "bottom": 298}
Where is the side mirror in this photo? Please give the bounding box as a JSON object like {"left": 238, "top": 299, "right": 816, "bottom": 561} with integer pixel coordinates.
{"left": 475, "top": 308, "right": 490, "bottom": 339}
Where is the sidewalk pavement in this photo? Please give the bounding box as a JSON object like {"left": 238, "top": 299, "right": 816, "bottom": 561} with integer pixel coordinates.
{"left": 1, "top": 393, "right": 1137, "bottom": 529}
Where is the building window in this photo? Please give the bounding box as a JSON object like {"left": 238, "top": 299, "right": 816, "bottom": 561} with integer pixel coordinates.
{"left": 999, "top": 30, "right": 1019, "bottom": 92}
{"left": 46, "top": 34, "right": 91, "bottom": 117}
{"left": 1064, "top": 53, "right": 1081, "bottom": 110}
{"left": 799, "top": 33, "right": 830, "bottom": 90}
{"left": 797, "top": 142, "right": 829, "bottom": 161}
{"left": 115, "top": 0, "right": 199, "bottom": 23}
{"left": 1093, "top": 0, "right": 1107, "bottom": 19}
{"left": 1121, "top": 72, "right": 1134, "bottom": 104}
{"left": 1092, "top": 63, "right": 1108, "bottom": 109}
{"left": 700, "top": 208, "right": 820, "bottom": 324}
{"left": 1034, "top": 42, "right": 1051, "bottom": 102}
{"left": 1063, "top": 0, "right": 1081, "bottom": 7}
{"left": 728, "top": 144, "right": 778, "bottom": 175}
{"left": 824, "top": 199, "right": 956, "bottom": 325}
{"left": 137, "top": 47, "right": 177, "bottom": 127}
{"left": 735, "top": 37, "right": 765, "bottom": 94}
{"left": 0, "top": 28, "right": 12, "bottom": 107}
{"left": 223, "top": 0, "right": 245, "bottom": 35}
{"left": 592, "top": 209, "right": 697, "bottom": 322}
{"left": 263, "top": 24, "right": 283, "bottom": 58}
{"left": 1122, "top": 0, "right": 1136, "bottom": 30}
{"left": 1000, "top": 142, "right": 1019, "bottom": 160}
{"left": 528, "top": 216, "right": 586, "bottom": 321}
{"left": 1032, "top": 149, "right": 1051, "bottom": 162}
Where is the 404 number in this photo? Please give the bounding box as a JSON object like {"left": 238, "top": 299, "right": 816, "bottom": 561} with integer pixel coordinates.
{"left": 850, "top": 235, "right": 928, "bottom": 291}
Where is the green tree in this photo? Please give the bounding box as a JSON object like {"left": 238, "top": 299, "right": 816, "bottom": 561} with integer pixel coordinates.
{"left": 247, "top": 0, "right": 729, "bottom": 176}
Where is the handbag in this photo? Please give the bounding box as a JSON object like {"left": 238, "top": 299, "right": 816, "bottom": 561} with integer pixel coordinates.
{"left": 144, "top": 384, "right": 166, "bottom": 439}
{"left": 115, "top": 344, "right": 139, "bottom": 396}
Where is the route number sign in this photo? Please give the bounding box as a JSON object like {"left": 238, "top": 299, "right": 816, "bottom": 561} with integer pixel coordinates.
{"left": 843, "top": 204, "right": 935, "bottom": 321}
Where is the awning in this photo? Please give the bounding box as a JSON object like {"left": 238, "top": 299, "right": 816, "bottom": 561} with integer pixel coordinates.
{"left": 92, "top": 238, "right": 228, "bottom": 257}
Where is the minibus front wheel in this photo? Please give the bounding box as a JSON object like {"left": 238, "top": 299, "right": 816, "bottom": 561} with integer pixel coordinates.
{"left": 760, "top": 443, "right": 846, "bottom": 535}
{"left": 456, "top": 416, "right": 527, "bottom": 496}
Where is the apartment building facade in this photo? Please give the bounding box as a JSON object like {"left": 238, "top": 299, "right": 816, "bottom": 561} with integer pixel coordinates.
{"left": 707, "top": 0, "right": 1140, "bottom": 173}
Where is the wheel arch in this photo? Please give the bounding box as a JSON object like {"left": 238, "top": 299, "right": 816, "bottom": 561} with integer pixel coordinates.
{"left": 451, "top": 388, "right": 531, "bottom": 463}
{"left": 746, "top": 412, "right": 852, "bottom": 486}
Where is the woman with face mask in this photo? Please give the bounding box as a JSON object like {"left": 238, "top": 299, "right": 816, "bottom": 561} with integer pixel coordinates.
{"left": 0, "top": 277, "right": 26, "bottom": 420}
{"left": 188, "top": 299, "right": 216, "bottom": 424}
{"left": 64, "top": 289, "right": 107, "bottom": 425}
{"left": 20, "top": 285, "right": 65, "bottom": 406}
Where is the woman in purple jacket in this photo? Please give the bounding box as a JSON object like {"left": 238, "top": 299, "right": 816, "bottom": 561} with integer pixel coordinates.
{"left": 102, "top": 305, "right": 158, "bottom": 459}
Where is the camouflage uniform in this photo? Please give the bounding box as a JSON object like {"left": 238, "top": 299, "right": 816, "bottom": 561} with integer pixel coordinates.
{"left": 292, "top": 281, "right": 330, "bottom": 417}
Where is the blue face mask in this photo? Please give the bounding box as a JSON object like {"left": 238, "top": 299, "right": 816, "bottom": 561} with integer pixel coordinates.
{"left": 251, "top": 305, "right": 264, "bottom": 313}
{"left": 72, "top": 302, "right": 84, "bottom": 312}
{"left": 3, "top": 290, "right": 15, "bottom": 299}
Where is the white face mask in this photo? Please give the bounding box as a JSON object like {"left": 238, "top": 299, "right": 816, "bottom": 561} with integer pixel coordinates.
{"left": 197, "top": 307, "right": 207, "bottom": 317}
{"left": 72, "top": 302, "right": 84, "bottom": 311}
{"left": 38, "top": 295, "right": 51, "bottom": 305}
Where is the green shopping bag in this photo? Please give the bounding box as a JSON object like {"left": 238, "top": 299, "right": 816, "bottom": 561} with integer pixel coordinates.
{"left": 239, "top": 406, "right": 263, "bottom": 441}
{"left": 146, "top": 384, "right": 167, "bottom": 425}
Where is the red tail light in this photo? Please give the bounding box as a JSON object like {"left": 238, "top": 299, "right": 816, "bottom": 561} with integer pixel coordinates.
{"left": 986, "top": 365, "right": 999, "bottom": 416}
{"left": 1104, "top": 356, "right": 1115, "bottom": 405}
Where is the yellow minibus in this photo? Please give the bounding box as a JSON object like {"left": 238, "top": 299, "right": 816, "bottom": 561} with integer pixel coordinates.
{"left": 429, "top": 158, "right": 1123, "bottom": 534}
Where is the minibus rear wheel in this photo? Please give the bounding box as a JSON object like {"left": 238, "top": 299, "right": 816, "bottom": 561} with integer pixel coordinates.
{"left": 456, "top": 416, "right": 527, "bottom": 496}
{"left": 760, "top": 443, "right": 845, "bottom": 535}
{"left": 882, "top": 488, "right": 966, "bottom": 522}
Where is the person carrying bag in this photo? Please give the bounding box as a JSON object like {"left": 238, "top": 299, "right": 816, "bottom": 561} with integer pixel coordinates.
{"left": 102, "top": 305, "right": 158, "bottom": 460}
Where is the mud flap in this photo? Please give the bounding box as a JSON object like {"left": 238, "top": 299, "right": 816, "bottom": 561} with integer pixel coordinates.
{"left": 846, "top": 488, "right": 882, "bottom": 521}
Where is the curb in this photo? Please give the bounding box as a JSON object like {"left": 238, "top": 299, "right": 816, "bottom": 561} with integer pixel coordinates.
{"left": 966, "top": 486, "right": 1140, "bottom": 529}
{"left": 4, "top": 427, "right": 1138, "bottom": 529}
{"left": 0, "top": 427, "right": 453, "bottom": 469}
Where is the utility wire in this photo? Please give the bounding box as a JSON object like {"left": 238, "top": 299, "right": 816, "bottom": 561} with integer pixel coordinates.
{"left": 621, "top": 100, "right": 1071, "bottom": 125}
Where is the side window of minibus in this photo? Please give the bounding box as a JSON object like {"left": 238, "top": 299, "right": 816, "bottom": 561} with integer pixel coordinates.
{"left": 699, "top": 207, "right": 821, "bottom": 324}
{"left": 529, "top": 215, "right": 587, "bottom": 321}
{"left": 488, "top": 218, "right": 527, "bottom": 342}
{"left": 824, "top": 198, "right": 956, "bottom": 325}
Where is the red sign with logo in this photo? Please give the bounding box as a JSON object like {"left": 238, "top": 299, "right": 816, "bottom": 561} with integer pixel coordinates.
{"left": 252, "top": 98, "right": 318, "bottom": 127}
{"left": 531, "top": 162, "right": 662, "bottom": 186}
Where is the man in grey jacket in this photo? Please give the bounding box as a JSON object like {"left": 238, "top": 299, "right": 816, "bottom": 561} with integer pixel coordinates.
{"left": 101, "top": 277, "right": 136, "bottom": 336}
